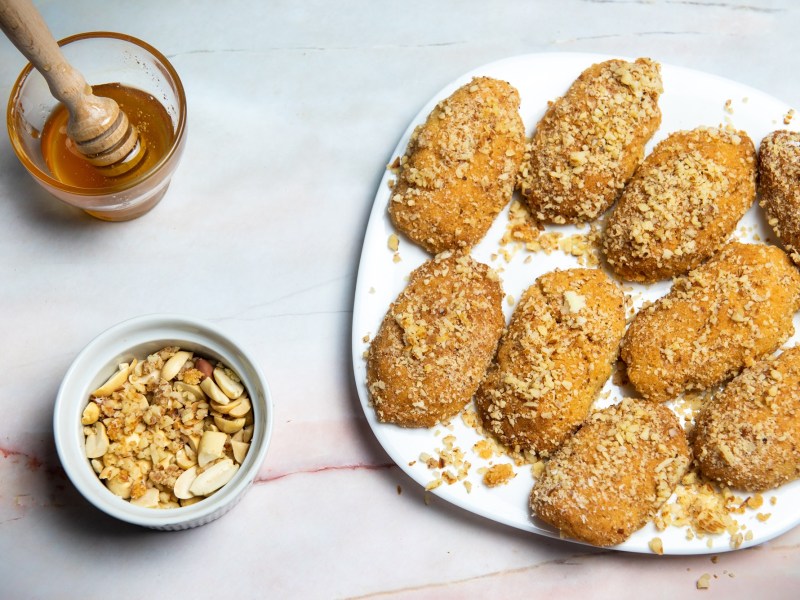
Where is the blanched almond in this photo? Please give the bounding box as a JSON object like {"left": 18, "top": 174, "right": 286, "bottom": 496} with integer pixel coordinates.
{"left": 184, "top": 443, "right": 197, "bottom": 463}
{"left": 176, "top": 447, "right": 197, "bottom": 470}
{"left": 173, "top": 466, "right": 198, "bottom": 499}
{"left": 130, "top": 488, "right": 160, "bottom": 508}
{"left": 228, "top": 396, "right": 252, "bottom": 419}
{"left": 85, "top": 421, "right": 109, "bottom": 459}
{"left": 197, "top": 430, "right": 227, "bottom": 467}
{"left": 200, "top": 377, "right": 230, "bottom": 405}
{"left": 231, "top": 440, "right": 250, "bottom": 464}
{"left": 189, "top": 459, "right": 238, "bottom": 496}
{"left": 174, "top": 381, "right": 205, "bottom": 403}
{"left": 213, "top": 367, "right": 244, "bottom": 400}
{"left": 161, "top": 351, "right": 193, "bottom": 382}
{"left": 213, "top": 415, "right": 245, "bottom": 434}
{"left": 106, "top": 475, "right": 132, "bottom": 499}
{"left": 91, "top": 359, "right": 137, "bottom": 397}
{"left": 81, "top": 402, "right": 100, "bottom": 425}
{"left": 210, "top": 397, "right": 242, "bottom": 415}
{"left": 241, "top": 425, "right": 254, "bottom": 444}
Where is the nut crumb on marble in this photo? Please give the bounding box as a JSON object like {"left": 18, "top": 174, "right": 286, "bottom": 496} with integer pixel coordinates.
{"left": 696, "top": 573, "right": 712, "bottom": 590}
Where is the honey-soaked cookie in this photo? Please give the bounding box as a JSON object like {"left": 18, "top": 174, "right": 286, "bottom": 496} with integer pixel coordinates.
{"left": 475, "top": 268, "right": 625, "bottom": 456}
{"left": 388, "top": 77, "right": 525, "bottom": 254}
{"left": 759, "top": 130, "right": 800, "bottom": 265}
{"left": 694, "top": 345, "right": 800, "bottom": 492}
{"left": 603, "top": 127, "right": 756, "bottom": 282}
{"left": 621, "top": 242, "right": 800, "bottom": 403}
{"left": 366, "top": 252, "right": 504, "bottom": 427}
{"left": 530, "top": 398, "right": 690, "bottom": 547}
{"left": 521, "top": 58, "right": 662, "bottom": 224}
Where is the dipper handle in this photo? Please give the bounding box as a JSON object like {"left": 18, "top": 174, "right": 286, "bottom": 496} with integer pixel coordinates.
{"left": 0, "top": 0, "right": 142, "bottom": 169}
{"left": 0, "top": 0, "right": 90, "bottom": 112}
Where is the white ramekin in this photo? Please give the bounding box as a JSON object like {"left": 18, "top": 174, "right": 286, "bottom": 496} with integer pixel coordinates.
{"left": 54, "top": 314, "right": 273, "bottom": 530}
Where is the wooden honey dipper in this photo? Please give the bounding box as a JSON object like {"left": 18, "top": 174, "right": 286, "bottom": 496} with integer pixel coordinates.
{"left": 0, "top": 0, "right": 145, "bottom": 174}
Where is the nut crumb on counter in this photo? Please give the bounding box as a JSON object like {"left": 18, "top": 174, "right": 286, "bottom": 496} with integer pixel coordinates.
{"left": 696, "top": 573, "right": 712, "bottom": 590}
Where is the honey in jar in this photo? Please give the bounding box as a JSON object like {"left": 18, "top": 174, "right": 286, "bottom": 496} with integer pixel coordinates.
{"left": 40, "top": 83, "right": 175, "bottom": 188}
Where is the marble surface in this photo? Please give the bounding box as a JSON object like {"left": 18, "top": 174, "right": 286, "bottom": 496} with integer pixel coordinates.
{"left": 1, "top": 1, "right": 799, "bottom": 598}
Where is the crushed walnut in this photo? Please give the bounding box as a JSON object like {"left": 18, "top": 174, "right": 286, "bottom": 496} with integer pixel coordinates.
{"left": 482, "top": 463, "right": 516, "bottom": 488}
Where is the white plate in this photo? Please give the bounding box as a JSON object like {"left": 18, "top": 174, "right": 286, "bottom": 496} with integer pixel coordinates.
{"left": 351, "top": 52, "right": 800, "bottom": 554}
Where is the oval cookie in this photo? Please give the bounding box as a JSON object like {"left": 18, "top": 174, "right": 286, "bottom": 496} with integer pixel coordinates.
{"left": 388, "top": 77, "right": 525, "bottom": 254}
{"left": 475, "top": 268, "right": 625, "bottom": 456}
{"left": 530, "top": 398, "right": 690, "bottom": 547}
{"left": 694, "top": 345, "right": 800, "bottom": 492}
{"left": 603, "top": 127, "right": 756, "bottom": 282}
{"left": 759, "top": 129, "right": 800, "bottom": 265}
{"left": 521, "top": 58, "right": 662, "bottom": 224}
{"left": 621, "top": 242, "right": 800, "bottom": 403}
{"left": 366, "top": 252, "right": 504, "bottom": 427}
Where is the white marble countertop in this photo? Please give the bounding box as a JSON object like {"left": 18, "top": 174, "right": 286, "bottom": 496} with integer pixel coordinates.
{"left": 1, "top": 1, "right": 799, "bottom": 598}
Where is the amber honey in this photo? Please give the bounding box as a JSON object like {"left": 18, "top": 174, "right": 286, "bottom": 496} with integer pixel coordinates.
{"left": 40, "top": 83, "right": 175, "bottom": 189}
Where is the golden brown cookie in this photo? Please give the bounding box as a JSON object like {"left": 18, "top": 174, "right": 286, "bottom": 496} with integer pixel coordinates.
{"left": 366, "top": 252, "right": 504, "bottom": 427}
{"left": 520, "top": 58, "right": 662, "bottom": 224}
{"left": 758, "top": 129, "right": 800, "bottom": 265}
{"left": 530, "top": 398, "right": 690, "bottom": 547}
{"left": 621, "top": 242, "right": 800, "bottom": 403}
{"left": 603, "top": 127, "right": 756, "bottom": 282}
{"left": 388, "top": 77, "right": 525, "bottom": 254}
{"left": 475, "top": 268, "right": 625, "bottom": 456}
{"left": 694, "top": 345, "right": 800, "bottom": 492}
